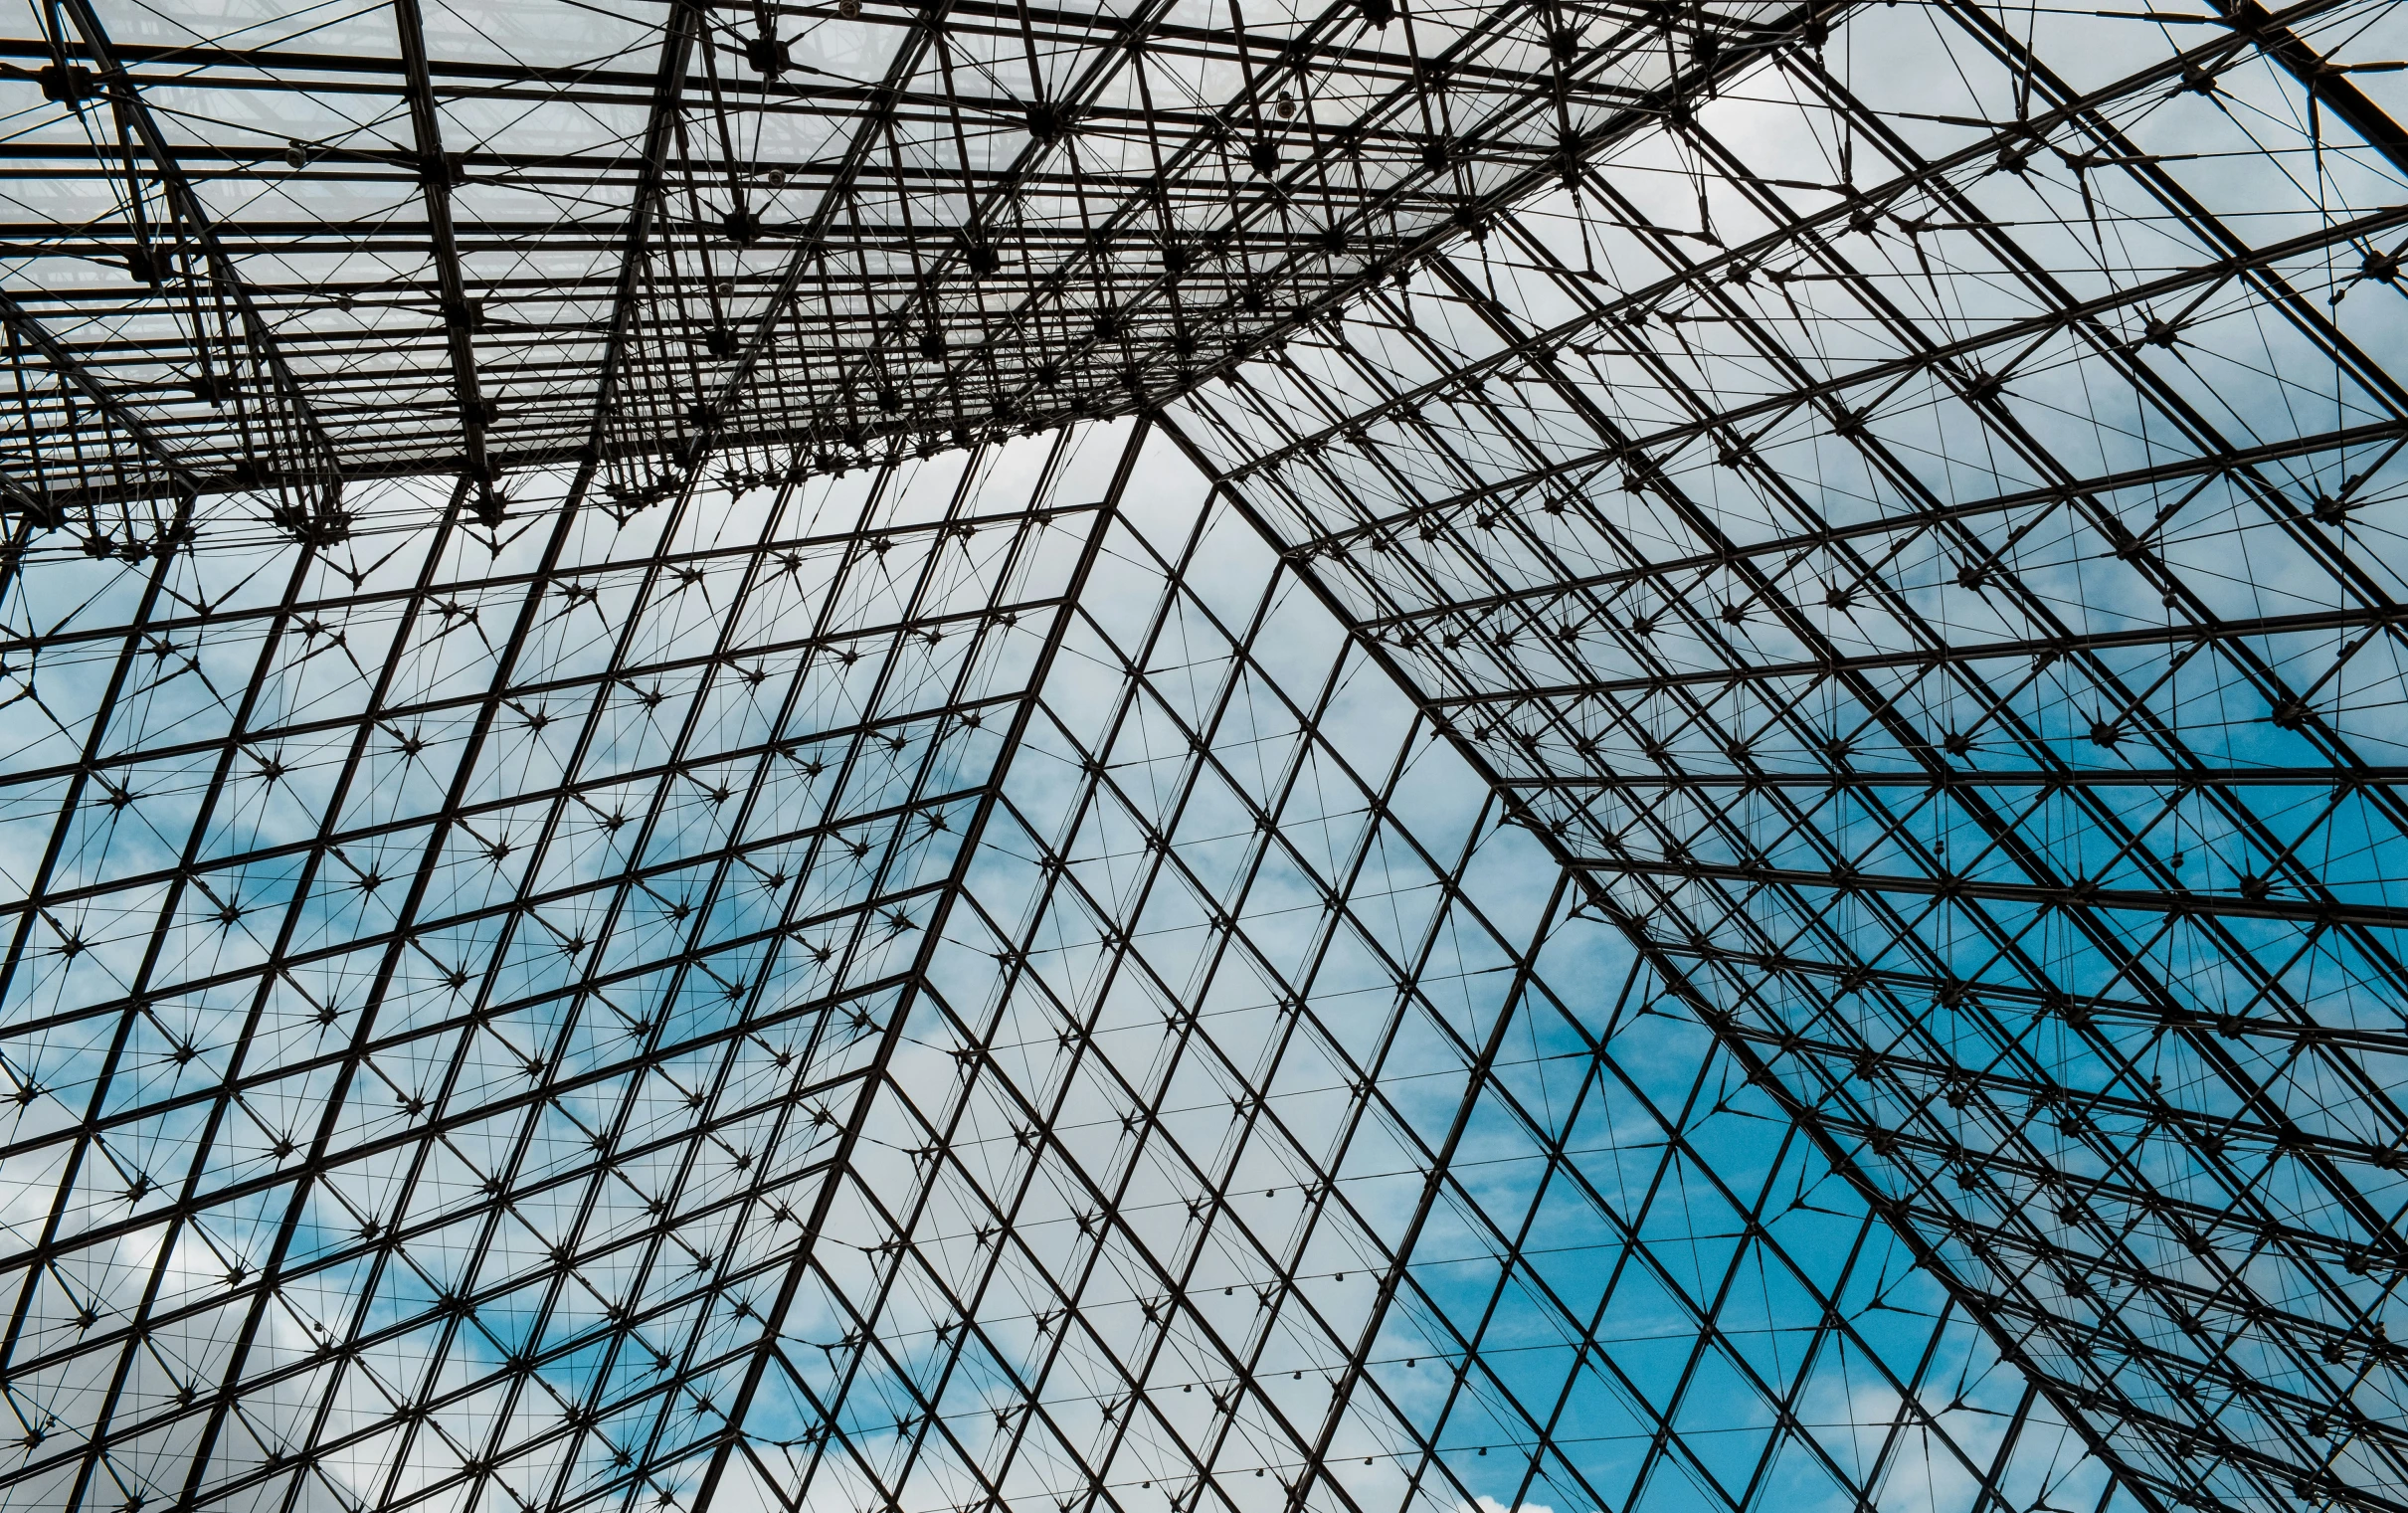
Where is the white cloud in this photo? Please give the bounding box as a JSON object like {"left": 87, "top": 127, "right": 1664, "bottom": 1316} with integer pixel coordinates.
{"left": 1468, "top": 1495, "right": 1559, "bottom": 1513}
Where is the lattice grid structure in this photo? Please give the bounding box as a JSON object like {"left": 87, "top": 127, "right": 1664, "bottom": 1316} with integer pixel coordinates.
{"left": 0, "top": 0, "right": 2403, "bottom": 1510}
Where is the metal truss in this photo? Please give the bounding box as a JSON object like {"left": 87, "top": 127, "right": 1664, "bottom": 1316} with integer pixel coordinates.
{"left": 0, "top": 0, "right": 2400, "bottom": 1510}
{"left": 0, "top": 0, "right": 1825, "bottom": 522}
{"left": 1168, "top": 0, "right": 2408, "bottom": 1509}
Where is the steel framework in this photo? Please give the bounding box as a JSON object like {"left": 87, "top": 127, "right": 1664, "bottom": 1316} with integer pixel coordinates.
{"left": 0, "top": 0, "right": 2401, "bottom": 1511}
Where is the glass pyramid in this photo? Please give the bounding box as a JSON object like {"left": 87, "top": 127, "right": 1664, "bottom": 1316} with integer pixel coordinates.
{"left": 0, "top": 0, "right": 2401, "bottom": 1509}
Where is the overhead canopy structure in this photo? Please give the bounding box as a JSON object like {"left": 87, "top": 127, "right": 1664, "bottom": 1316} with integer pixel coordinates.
{"left": 0, "top": 0, "right": 1736, "bottom": 517}
{"left": 0, "top": 0, "right": 2402, "bottom": 1511}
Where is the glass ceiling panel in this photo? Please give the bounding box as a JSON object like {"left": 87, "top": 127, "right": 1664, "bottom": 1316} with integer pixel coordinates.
{"left": 1167, "top": 0, "right": 2408, "bottom": 1507}
{"left": 0, "top": 417, "right": 2138, "bottom": 1513}
{"left": 0, "top": 428, "right": 1120, "bottom": 1512}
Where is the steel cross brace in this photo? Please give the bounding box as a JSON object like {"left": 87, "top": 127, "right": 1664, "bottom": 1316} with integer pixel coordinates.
{"left": 47, "top": 0, "right": 344, "bottom": 527}
{"left": 0, "top": 285, "right": 199, "bottom": 519}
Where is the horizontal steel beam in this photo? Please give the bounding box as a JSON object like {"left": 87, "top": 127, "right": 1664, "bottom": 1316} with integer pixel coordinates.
{"left": 1574, "top": 852, "right": 2406, "bottom": 929}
